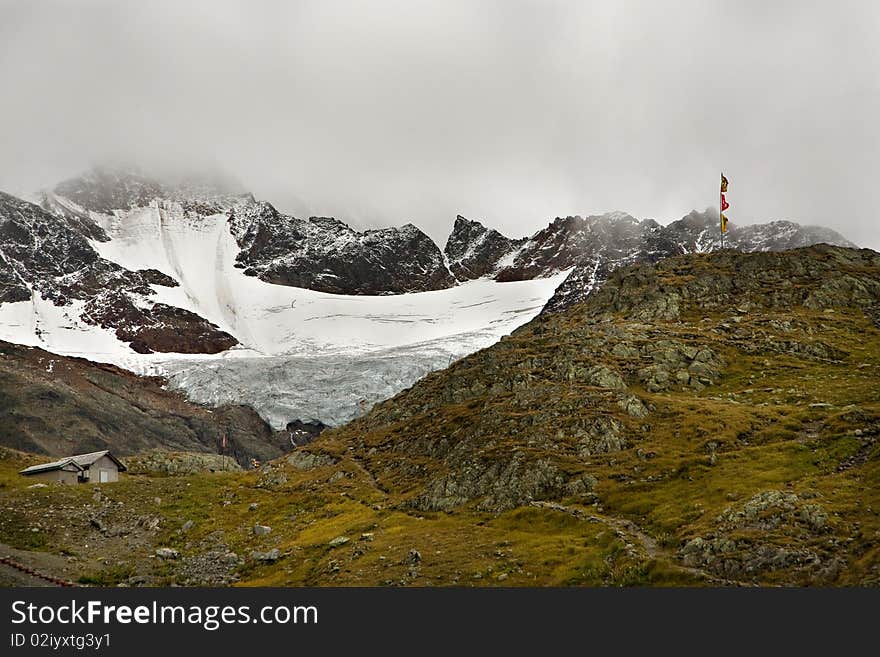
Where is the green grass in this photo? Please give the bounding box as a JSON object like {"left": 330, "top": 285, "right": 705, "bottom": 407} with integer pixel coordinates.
{"left": 1, "top": 255, "right": 878, "bottom": 586}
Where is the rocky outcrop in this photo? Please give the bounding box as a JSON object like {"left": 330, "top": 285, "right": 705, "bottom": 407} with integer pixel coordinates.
{"left": 415, "top": 453, "right": 589, "bottom": 513}
{"left": 285, "top": 420, "right": 327, "bottom": 446}
{"left": 228, "top": 202, "right": 455, "bottom": 294}
{"left": 580, "top": 244, "right": 880, "bottom": 322}
{"left": 83, "top": 295, "right": 237, "bottom": 354}
{"left": 679, "top": 490, "right": 835, "bottom": 582}
{"left": 286, "top": 450, "right": 337, "bottom": 471}
{"left": 126, "top": 451, "right": 243, "bottom": 475}
{"left": 444, "top": 215, "right": 525, "bottom": 281}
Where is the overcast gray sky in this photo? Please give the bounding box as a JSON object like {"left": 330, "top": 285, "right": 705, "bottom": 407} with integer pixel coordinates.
{"left": 1, "top": 0, "right": 878, "bottom": 249}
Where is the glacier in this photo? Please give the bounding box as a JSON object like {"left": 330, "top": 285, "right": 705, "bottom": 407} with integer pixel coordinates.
{"left": 0, "top": 198, "right": 566, "bottom": 428}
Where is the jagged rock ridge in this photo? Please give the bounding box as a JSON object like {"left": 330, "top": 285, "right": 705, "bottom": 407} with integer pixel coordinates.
{"left": 39, "top": 168, "right": 858, "bottom": 307}
{"left": 444, "top": 215, "right": 525, "bottom": 281}
{"left": 228, "top": 201, "right": 454, "bottom": 295}
{"left": 445, "top": 209, "right": 855, "bottom": 315}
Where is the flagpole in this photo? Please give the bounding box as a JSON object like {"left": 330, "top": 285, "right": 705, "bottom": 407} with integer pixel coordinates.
{"left": 720, "top": 171, "right": 725, "bottom": 250}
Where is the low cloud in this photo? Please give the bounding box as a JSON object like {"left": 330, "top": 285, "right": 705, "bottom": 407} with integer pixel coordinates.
{"left": 1, "top": 1, "right": 877, "bottom": 249}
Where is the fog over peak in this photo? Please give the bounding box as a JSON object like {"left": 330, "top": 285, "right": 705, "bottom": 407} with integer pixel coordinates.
{"left": 1, "top": 1, "right": 877, "bottom": 249}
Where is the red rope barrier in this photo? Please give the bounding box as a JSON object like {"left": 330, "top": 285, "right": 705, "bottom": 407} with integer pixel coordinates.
{"left": 0, "top": 555, "right": 78, "bottom": 587}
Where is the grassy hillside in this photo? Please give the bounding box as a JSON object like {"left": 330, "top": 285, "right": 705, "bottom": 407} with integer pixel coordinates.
{"left": 1, "top": 245, "right": 878, "bottom": 586}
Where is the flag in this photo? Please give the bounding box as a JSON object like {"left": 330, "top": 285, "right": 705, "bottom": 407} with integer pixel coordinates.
{"left": 720, "top": 173, "right": 730, "bottom": 234}
{"left": 221, "top": 434, "right": 227, "bottom": 449}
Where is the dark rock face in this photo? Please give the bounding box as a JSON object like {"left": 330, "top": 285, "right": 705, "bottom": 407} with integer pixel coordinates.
{"left": 0, "top": 191, "right": 237, "bottom": 354}
{"left": 495, "top": 212, "right": 652, "bottom": 282}
{"left": 0, "top": 341, "right": 290, "bottom": 466}
{"left": 228, "top": 202, "right": 455, "bottom": 294}
{"left": 0, "top": 191, "right": 151, "bottom": 303}
{"left": 444, "top": 215, "right": 525, "bottom": 281}
{"left": 0, "top": 249, "right": 31, "bottom": 303}
{"left": 137, "top": 268, "right": 179, "bottom": 288}
{"left": 83, "top": 294, "right": 238, "bottom": 354}
{"left": 285, "top": 419, "right": 328, "bottom": 447}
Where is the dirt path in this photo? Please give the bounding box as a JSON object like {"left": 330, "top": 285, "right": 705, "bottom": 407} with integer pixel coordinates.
{"left": 349, "top": 457, "right": 388, "bottom": 494}
{"left": 529, "top": 501, "right": 747, "bottom": 586}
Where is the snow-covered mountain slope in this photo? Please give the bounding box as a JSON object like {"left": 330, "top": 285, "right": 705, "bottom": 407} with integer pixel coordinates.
{"left": 0, "top": 192, "right": 237, "bottom": 355}
{"left": 0, "top": 166, "right": 858, "bottom": 432}
{"left": 0, "top": 186, "right": 567, "bottom": 428}
{"left": 45, "top": 167, "right": 456, "bottom": 296}
{"left": 68, "top": 197, "right": 562, "bottom": 358}
{"left": 154, "top": 270, "right": 565, "bottom": 428}
{"left": 0, "top": 269, "right": 565, "bottom": 429}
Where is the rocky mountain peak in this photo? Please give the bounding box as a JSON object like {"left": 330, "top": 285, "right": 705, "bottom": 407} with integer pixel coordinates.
{"left": 495, "top": 211, "right": 645, "bottom": 283}
{"left": 28, "top": 165, "right": 865, "bottom": 309}
{"left": 308, "top": 215, "right": 351, "bottom": 232}
{"left": 444, "top": 215, "right": 524, "bottom": 281}
{"left": 229, "top": 206, "right": 455, "bottom": 295}
{"left": 674, "top": 208, "right": 716, "bottom": 230}
{"left": 42, "top": 168, "right": 458, "bottom": 298}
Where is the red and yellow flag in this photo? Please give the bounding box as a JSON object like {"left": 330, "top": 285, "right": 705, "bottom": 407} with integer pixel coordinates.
{"left": 720, "top": 173, "right": 729, "bottom": 233}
